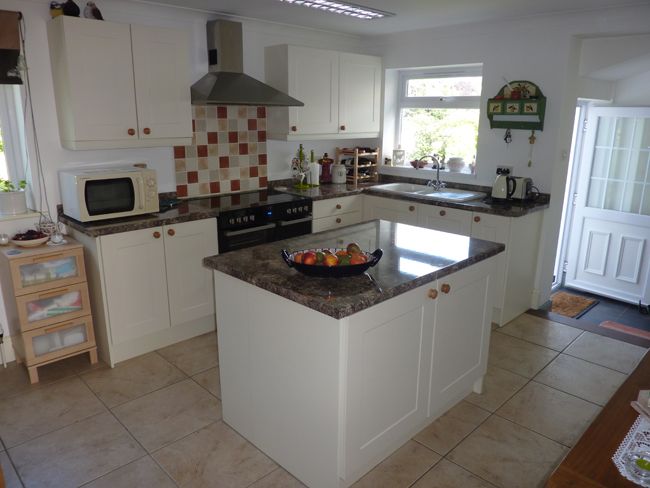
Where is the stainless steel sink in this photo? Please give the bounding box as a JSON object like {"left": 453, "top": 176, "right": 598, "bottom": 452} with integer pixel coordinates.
{"left": 371, "top": 183, "right": 486, "bottom": 202}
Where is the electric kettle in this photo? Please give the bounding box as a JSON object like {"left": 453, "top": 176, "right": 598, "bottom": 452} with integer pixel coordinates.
{"left": 491, "top": 174, "right": 516, "bottom": 200}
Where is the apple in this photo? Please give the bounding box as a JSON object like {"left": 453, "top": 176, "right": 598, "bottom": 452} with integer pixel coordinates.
{"left": 302, "top": 251, "right": 317, "bottom": 265}
{"left": 324, "top": 254, "right": 339, "bottom": 267}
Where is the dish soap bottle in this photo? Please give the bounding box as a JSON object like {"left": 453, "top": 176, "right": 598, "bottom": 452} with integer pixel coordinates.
{"left": 308, "top": 150, "right": 320, "bottom": 187}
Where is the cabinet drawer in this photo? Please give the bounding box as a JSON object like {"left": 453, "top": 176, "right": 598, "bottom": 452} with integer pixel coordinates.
{"left": 10, "top": 247, "right": 86, "bottom": 296}
{"left": 16, "top": 282, "right": 91, "bottom": 332}
{"left": 313, "top": 195, "right": 362, "bottom": 219}
{"left": 21, "top": 315, "right": 96, "bottom": 366}
{"left": 313, "top": 210, "right": 362, "bottom": 233}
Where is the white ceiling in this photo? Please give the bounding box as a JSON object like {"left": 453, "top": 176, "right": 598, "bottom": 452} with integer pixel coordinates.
{"left": 133, "top": 0, "right": 650, "bottom": 35}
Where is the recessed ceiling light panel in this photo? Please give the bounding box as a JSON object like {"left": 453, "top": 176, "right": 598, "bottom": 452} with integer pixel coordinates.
{"left": 277, "top": 0, "right": 394, "bottom": 20}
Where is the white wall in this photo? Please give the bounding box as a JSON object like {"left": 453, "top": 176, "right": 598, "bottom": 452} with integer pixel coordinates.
{"left": 614, "top": 70, "right": 650, "bottom": 105}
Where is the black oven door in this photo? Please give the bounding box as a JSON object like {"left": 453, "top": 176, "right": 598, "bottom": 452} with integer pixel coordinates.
{"left": 218, "top": 223, "right": 276, "bottom": 253}
{"left": 276, "top": 216, "right": 312, "bottom": 240}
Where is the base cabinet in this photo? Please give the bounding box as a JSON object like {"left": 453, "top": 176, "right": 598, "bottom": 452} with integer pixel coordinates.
{"left": 71, "top": 218, "right": 218, "bottom": 366}
{"left": 363, "top": 195, "right": 418, "bottom": 225}
{"left": 214, "top": 256, "right": 495, "bottom": 487}
{"left": 312, "top": 195, "right": 363, "bottom": 233}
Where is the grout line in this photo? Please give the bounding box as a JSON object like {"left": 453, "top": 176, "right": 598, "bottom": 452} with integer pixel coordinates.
{"left": 3, "top": 448, "right": 26, "bottom": 488}
{"left": 148, "top": 419, "right": 222, "bottom": 457}
{"left": 406, "top": 456, "right": 444, "bottom": 488}
{"left": 76, "top": 453, "right": 152, "bottom": 487}
{"left": 441, "top": 458, "right": 500, "bottom": 487}
{"left": 492, "top": 327, "right": 573, "bottom": 354}
{"left": 242, "top": 467, "right": 283, "bottom": 488}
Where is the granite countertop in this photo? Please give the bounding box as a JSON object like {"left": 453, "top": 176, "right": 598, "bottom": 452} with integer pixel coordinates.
{"left": 203, "top": 219, "right": 505, "bottom": 319}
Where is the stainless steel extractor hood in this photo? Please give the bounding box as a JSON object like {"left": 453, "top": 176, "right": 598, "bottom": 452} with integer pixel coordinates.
{"left": 191, "top": 20, "right": 303, "bottom": 107}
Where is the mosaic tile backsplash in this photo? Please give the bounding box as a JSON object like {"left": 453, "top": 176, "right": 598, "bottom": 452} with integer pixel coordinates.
{"left": 174, "top": 105, "right": 268, "bottom": 198}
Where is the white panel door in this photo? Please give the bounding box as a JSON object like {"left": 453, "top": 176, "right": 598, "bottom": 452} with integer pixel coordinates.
{"left": 417, "top": 205, "right": 472, "bottom": 235}
{"left": 470, "top": 213, "right": 510, "bottom": 309}
{"left": 288, "top": 46, "right": 339, "bottom": 135}
{"left": 566, "top": 107, "right": 650, "bottom": 305}
{"left": 339, "top": 53, "right": 381, "bottom": 134}
{"left": 131, "top": 24, "right": 192, "bottom": 140}
{"left": 164, "top": 219, "right": 218, "bottom": 327}
{"left": 100, "top": 227, "right": 170, "bottom": 344}
{"left": 363, "top": 196, "right": 418, "bottom": 225}
{"left": 62, "top": 18, "right": 138, "bottom": 141}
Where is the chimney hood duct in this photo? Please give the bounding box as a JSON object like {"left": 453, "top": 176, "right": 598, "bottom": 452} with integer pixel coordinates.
{"left": 191, "top": 20, "right": 303, "bottom": 107}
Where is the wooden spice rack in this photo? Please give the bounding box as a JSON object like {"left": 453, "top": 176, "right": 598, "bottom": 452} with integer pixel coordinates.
{"left": 335, "top": 147, "right": 381, "bottom": 185}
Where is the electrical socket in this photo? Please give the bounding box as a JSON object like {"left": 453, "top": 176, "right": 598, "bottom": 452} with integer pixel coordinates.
{"left": 496, "top": 166, "right": 512, "bottom": 175}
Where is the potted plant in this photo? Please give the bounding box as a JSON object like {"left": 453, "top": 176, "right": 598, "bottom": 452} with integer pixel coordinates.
{"left": 0, "top": 178, "right": 28, "bottom": 215}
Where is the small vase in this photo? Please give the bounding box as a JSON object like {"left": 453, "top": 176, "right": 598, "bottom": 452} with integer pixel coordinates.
{"left": 0, "top": 191, "right": 28, "bottom": 215}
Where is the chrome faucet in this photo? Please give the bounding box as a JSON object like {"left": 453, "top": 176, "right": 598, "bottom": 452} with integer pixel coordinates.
{"left": 420, "top": 155, "right": 446, "bottom": 190}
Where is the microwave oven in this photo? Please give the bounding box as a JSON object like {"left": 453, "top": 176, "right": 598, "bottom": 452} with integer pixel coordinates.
{"left": 59, "top": 166, "right": 159, "bottom": 222}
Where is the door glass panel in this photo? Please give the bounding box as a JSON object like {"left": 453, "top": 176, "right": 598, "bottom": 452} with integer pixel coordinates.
{"left": 25, "top": 290, "right": 82, "bottom": 323}
{"left": 614, "top": 117, "right": 635, "bottom": 147}
{"left": 32, "top": 323, "right": 87, "bottom": 357}
{"left": 591, "top": 148, "right": 609, "bottom": 178}
{"left": 19, "top": 256, "right": 79, "bottom": 288}
{"left": 621, "top": 183, "right": 643, "bottom": 213}
{"left": 642, "top": 189, "right": 650, "bottom": 216}
{"left": 608, "top": 149, "right": 629, "bottom": 180}
{"left": 603, "top": 181, "right": 623, "bottom": 211}
{"left": 587, "top": 178, "right": 605, "bottom": 208}
{"left": 630, "top": 151, "right": 649, "bottom": 182}
{"left": 595, "top": 117, "right": 614, "bottom": 146}
{"left": 640, "top": 119, "right": 650, "bottom": 149}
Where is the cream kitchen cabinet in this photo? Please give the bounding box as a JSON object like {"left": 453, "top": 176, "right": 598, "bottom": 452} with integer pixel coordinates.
{"left": 417, "top": 205, "right": 472, "bottom": 236}
{"left": 265, "top": 45, "right": 381, "bottom": 140}
{"left": 48, "top": 16, "right": 192, "bottom": 150}
{"left": 70, "top": 218, "right": 218, "bottom": 366}
{"left": 362, "top": 195, "right": 419, "bottom": 225}
{"left": 312, "top": 195, "right": 363, "bottom": 233}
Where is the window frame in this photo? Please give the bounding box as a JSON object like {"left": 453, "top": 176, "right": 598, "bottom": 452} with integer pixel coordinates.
{"left": 0, "top": 84, "right": 28, "bottom": 184}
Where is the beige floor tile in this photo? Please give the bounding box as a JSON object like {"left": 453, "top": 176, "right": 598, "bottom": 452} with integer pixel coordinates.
{"left": 157, "top": 332, "right": 218, "bottom": 376}
{"left": 351, "top": 440, "right": 440, "bottom": 488}
{"left": 113, "top": 379, "right": 222, "bottom": 452}
{"left": 82, "top": 456, "right": 176, "bottom": 488}
{"left": 0, "top": 377, "right": 106, "bottom": 448}
{"left": 414, "top": 401, "right": 490, "bottom": 455}
{"left": 564, "top": 331, "right": 647, "bottom": 373}
{"left": 0, "top": 361, "right": 74, "bottom": 400}
{"left": 38, "top": 351, "right": 107, "bottom": 381}
{"left": 9, "top": 412, "right": 144, "bottom": 488}
{"left": 447, "top": 416, "right": 568, "bottom": 488}
{"left": 498, "top": 314, "right": 582, "bottom": 351}
{"left": 489, "top": 332, "right": 558, "bottom": 378}
{"left": 465, "top": 365, "right": 529, "bottom": 412}
{"left": 248, "top": 467, "right": 307, "bottom": 487}
{"left": 0, "top": 451, "right": 22, "bottom": 488}
{"left": 412, "top": 459, "right": 497, "bottom": 488}
{"left": 496, "top": 381, "right": 601, "bottom": 446}
{"left": 153, "top": 421, "right": 276, "bottom": 488}
{"left": 192, "top": 365, "right": 221, "bottom": 398}
{"left": 81, "top": 352, "right": 186, "bottom": 407}
{"left": 535, "top": 354, "right": 627, "bottom": 406}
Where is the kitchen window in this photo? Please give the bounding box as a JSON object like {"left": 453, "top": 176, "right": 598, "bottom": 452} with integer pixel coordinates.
{"left": 0, "top": 84, "right": 27, "bottom": 184}
{"left": 396, "top": 66, "right": 482, "bottom": 172}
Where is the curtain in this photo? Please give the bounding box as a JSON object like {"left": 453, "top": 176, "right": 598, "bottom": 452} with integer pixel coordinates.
{"left": 0, "top": 10, "right": 22, "bottom": 84}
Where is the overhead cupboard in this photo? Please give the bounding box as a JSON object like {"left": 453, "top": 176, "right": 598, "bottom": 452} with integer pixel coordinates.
{"left": 264, "top": 45, "right": 382, "bottom": 140}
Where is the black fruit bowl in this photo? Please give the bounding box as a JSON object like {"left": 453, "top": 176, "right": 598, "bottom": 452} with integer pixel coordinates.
{"left": 281, "top": 248, "right": 383, "bottom": 277}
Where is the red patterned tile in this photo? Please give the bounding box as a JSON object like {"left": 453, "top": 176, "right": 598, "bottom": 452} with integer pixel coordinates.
{"left": 207, "top": 132, "right": 218, "bottom": 144}
{"left": 231, "top": 179, "right": 241, "bottom": 191}
{"left": 228, "top": 131, "right": 238, "bottom": 143}
{"left": 258, "top": 154, "right": 267, "bottom": 165}
{"left": 259, "top": 176, "right": 268, "bottom": 188}
{"left": 249, "top": 166, "right": 259, "bottom": 177}
{"left": 197, "top": 145, "right": 208, "bottom": 157}
{"left": 239, "top": 143, "right": 248, "bottom": 155}
{"left": 210, "top": 181, "right": 220, "bottom": 194}
{"left": 174, "top": 146, "right": 185, "bottom": 159}
{"left": 219, "top": 156, "right": 229, "bottom": 168}
{"left": 248, "top": 119, "right": 257, "bottom": 131}
{"left": 187, "top": 171, "right": 198, "bottom": 184}
{"left": 177, "top": 184, "right": 188, "bottom": 197}
{"left": 257, "top": 107, "right": 266, "bottom": 118}
{"left": 258, "top": 130, "right": 266, "bottom": 142}
{"left": 217, "top": 106, "right": 227, "bottom": 119}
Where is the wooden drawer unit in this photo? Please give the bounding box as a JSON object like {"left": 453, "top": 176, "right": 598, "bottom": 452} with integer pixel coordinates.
{"left": 313, "top": 195, "right": 362, "bottom": 219}
{"left": 0, "top": 239, "right": 97, "bottom": 383}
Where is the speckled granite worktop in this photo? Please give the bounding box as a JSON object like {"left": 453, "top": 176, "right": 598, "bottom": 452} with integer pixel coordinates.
{"left": 203, "top": 219, "right": 505, "bottom": 319}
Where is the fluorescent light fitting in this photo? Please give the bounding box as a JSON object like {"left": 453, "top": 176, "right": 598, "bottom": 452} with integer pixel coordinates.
{"left": 277, "top": 0, "right": 394, "bottom": 19}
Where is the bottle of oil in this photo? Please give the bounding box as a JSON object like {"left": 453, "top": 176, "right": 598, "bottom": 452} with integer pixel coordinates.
{"left": 318, "top": 153, "right": 333, "bottom": 183}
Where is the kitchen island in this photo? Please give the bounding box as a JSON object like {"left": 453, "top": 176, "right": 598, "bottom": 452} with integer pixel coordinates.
{"left": 204, "top": 220, "right": 504, "bottom": 488}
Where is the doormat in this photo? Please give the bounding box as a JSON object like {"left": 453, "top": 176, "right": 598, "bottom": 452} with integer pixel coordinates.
{"left": 550, "top": 291, "right": 598, "bottom": 318}
{"left": 600, "top": 321, "right": 650, "bottom": 340}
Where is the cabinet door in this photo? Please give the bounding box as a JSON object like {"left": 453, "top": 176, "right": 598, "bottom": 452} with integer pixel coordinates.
{"left": 288, "top": 46, "right": 339, "bottom": 135}
{"left": 131, "top": 24, "right": 192, "bottom": 140}
{"left": 164, "top": 219, "right": 219, "bottom": 327}
{"left": 427, "top": 259, "right": 493, "bottom": 417}
{"left": 52, "top": 17, "right": 138, "bottom": 142}
{"left": 100, "top": 227, "right": 170, "bottom": 344}
{"left": 312, "top": 211, "right": 363, "bottom": 233}
{"left": 417, "top": 205, "right": 472, "bottom": 236}
{"left": 339, "top": 53, "right": 381, "bottom": 134}
{"left": 363, "top": 196, "right": 418, "bottom": 225}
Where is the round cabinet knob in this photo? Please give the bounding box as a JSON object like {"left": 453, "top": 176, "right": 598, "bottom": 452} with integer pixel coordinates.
{"left": 340, "top": 125, "right": 346, "bottom": 131}
{"left": 291, "top": 125, "right": 297, "bottom": 132}
{"left": 143, "top": 127, "right": 151, "bottom": 135}
{"left": 127, "top": 128, "right": 135, "bottom": 136}
{"left": 439, "top": 210, "right": 446, "bottom": 216}
{"left": 153, "top": 231, "right": 161, "bottom": 239}
{"left": 441, "top": 283, "right": 451, "bottom": 294}
{"left": 335, "top": 204, "right": 342, "bottom": 210}
{"left": 427, "top": 289, "right": 438, "bottom": 299}
{"left": 167, "top": 228, "right": 175, "bottom": 236}
{"left": 409, "top": 205, "right": 415, "bottom": 212}
{"left": 336, "top": 218, "right": 342, "bottom": 224}
{"left": 474, "top": 216, "right": 481, "bottom": 223}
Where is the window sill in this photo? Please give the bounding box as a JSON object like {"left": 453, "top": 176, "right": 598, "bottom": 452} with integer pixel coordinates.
{"left": 378, "top": 165, "right": 477, "bottom": 182}
{"left": 0, "top": 211, "right": 41, "bottom": 223}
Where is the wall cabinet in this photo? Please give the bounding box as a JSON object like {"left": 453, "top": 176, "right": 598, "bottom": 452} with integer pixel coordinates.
{"left": 363, "top": 195, "right": 542, "bottom": 325}
{"left": 47, "top": 16, "right": 192, "bottom": 150}
{"left": 312, "top": 195, "right": 363, "bottom": 233}
{"left": 265, "top": 45, "right": 381, "bottom": 140}
{"left": 70, "top": 218, "right": 218, "bottom": 366}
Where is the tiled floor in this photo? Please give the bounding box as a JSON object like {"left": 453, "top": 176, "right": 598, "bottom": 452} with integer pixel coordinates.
{"left": 0, "top": 315, "right": 646, "bottom": 488}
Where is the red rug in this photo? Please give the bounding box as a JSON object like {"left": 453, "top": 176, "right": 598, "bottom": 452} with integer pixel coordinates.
{"left": 600, "top": 320, "right": 650, "bottom": 340}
